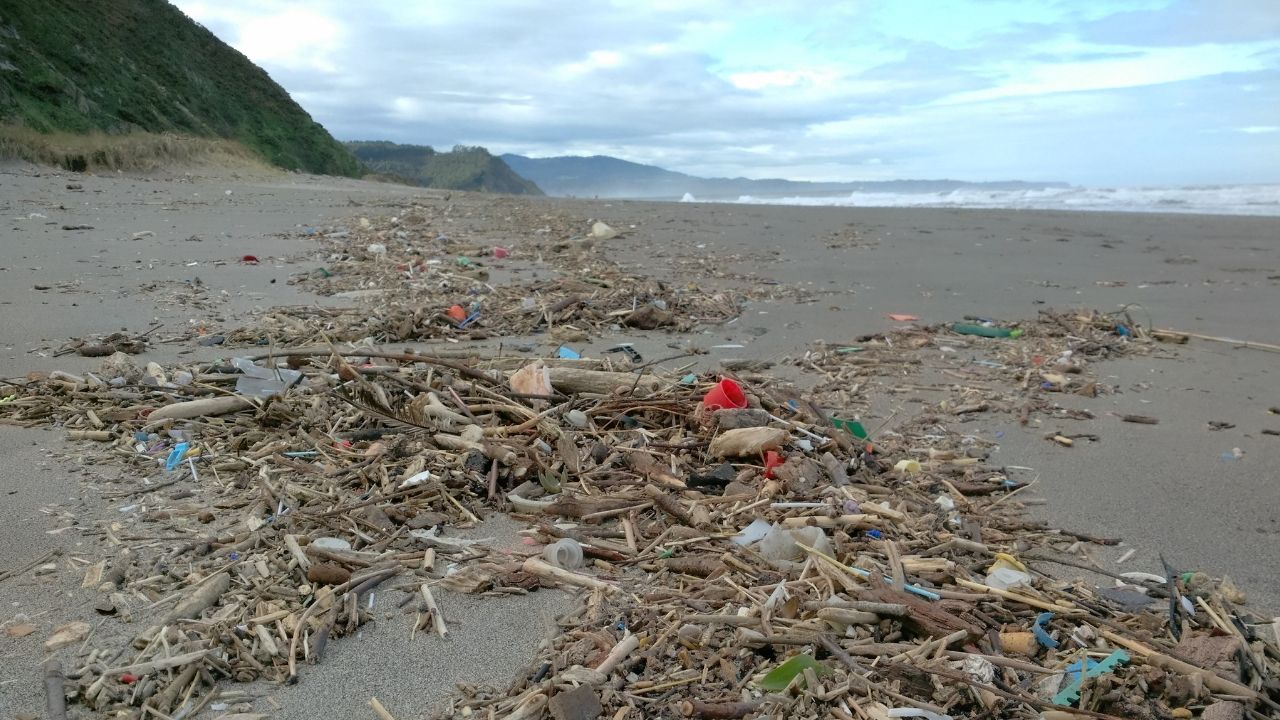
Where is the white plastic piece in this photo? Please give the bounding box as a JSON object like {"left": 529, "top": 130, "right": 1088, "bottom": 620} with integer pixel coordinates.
{"left": 985, "top": 567, "right": 1033, "bottom": 591}
{"left": 542, "top": 538, "right": 585, "bottom": 569}
{"left": 399, "top": 470, "right": 432, "bottom": 489}
{"left": 231, "top": 357, "right": 302, "bottom": 398}
{"left": 759, "top": 525, "right": 830, "bottom": 570}
{"left": 732, "top": 518, "right": 773, "bottom": 546}
{"left": 312, "top": 537, "right": 351, "bottom": 551}
{"left": 886, "top": 709, "right": 952, "bottom": 720}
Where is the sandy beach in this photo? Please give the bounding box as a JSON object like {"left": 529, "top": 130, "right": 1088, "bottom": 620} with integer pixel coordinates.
{"left": 2, "top": 161, "right": 1278, "bottom": 718}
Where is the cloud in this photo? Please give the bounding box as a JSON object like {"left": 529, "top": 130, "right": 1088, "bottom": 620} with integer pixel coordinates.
{"left": 171, "top": 0, "right": 1280, "bottom": 185}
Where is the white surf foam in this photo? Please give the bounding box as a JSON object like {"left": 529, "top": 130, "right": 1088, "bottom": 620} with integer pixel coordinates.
{"left": 729, "top": 184, "right": 1280, "bottom": 216}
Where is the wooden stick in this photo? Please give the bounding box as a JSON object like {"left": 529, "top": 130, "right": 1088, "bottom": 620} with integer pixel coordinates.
{"left": 66, "top": 429, "right": 113, "bottom": 441}
{"left": 147, "top": 395, "right": 254, "bottom": 420}
{"left": 521, "top": 557, "right": 620, "bottom": 594}
{"left": 596, "top": 634, "right": 641, "bottom": 677}
{"left": 645, "top": 484, "right": 697, "bottom": 526}
{"left": 781, "top": 514, "right": 875, "bottom": 530}
{"left": 369, "top": 697, "right": 398, "bottom": 720}
{"left": 285, "top": 534, "right": 312, "bottom": 571}
{"left": 816, "top": 607, "right": 881, "bottom": 627}
{"left": 503, "top": 693, "right": 547, "bottom": 720}
{"left": 44, "top": 660, "right": 67, "bottom": 720}
{"left": 135, "top": 573, "right": 231, "bottom": 646}
{"left": 954, "top": 578, "right": 1083, "bottom": 614}
{"left": 100, "top": 649, "right": 211, "bottom": 677}
{"left": 1154, "top": 328, "right": 1280, "bottom": 354}
{"left": 679, "top": 699, "right": 759, "bottom": 718}
{"left": 420, "top": 583, "right": 447, "bottom": 637}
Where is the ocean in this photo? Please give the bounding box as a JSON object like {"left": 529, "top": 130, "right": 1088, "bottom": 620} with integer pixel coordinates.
{"left": 697, "top": 183, "right": 1280, "bottom": 217}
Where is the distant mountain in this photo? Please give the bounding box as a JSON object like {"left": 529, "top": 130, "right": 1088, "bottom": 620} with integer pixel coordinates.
{"left": 502, "top": 154, "right": 1068, "bottom": 199}
{"left": 351, "top": 142, "right": 542, "bottom": 195}
{"left": 0, "top": 0, "right": 360, "bottom": 176}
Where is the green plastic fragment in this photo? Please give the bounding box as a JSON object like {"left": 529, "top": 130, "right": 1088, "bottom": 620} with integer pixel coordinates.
{"left": 836, "top": 346, "right": 864, "bottom": 353}
{"left": 952, "top": 323, "right": 1023, "bottom": 339}
{"left": 538, "top": 470, "right": 563, "bottom": 494}
{"left": 757, "top": 653, "right": 830, "bottom": 692}
{"left": 832, "top": 418, "right": 869, "bottom": 440}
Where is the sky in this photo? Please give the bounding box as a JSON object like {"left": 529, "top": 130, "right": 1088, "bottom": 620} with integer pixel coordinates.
{"left": 173, "top": 0, "right": 1280, "bottom": 186}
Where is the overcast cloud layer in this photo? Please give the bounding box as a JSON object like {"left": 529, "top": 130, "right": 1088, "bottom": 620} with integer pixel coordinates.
{"left": 173, "top": 0, "right": 1280, "bottom": 186}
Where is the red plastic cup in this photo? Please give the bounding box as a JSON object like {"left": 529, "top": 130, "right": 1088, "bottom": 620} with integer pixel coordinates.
{"left": 703, "top": 378, "right": 747, "bottom": 410}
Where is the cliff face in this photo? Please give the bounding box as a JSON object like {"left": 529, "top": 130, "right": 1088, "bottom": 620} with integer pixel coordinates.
{"left": 350, "top": 142, "right": 543, "bottom": 194}
{"left": 0, "top": 0, "right": 360, "bottom": 176}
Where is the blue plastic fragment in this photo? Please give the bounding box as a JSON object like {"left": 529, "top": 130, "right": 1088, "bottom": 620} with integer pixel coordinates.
{"left": 558, "top": 346, "right": 581, "bottom": 360}
{"left": 846, "top": 566, "right": 941, "bottom": 601}
{"left": 1065, "top": 657, "right": 1098, "bottom": 684}
{"left": 1116, "top": 324, "right": 1131, "bottom": 337}
{"left": 1052, "top": 649, "right": 1129, "bottom": 706}
{"left": 165, "top": 442, "right": 190, "bottom": 472}
{"left": 865, "top": 529, "right": 883, "bottom": 539}
{"left": 680, "top": 373, "right": 697, "bottom": 385}
{"left": 458, "top": 310, "right": 482, "bottom": 329}
{"left": 1032, "top": 612, "right": 1059, "bottom": 649}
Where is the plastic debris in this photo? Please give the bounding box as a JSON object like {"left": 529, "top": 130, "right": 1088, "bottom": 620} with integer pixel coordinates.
{"left": 757, "top": 653, "right": 830, "bottom": 692}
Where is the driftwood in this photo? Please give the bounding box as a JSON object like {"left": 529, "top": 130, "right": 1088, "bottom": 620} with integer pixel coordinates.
{"left": 134, "top": 572, "right": 231, "bottom": 646}
{"left": 147, "top": 395, "right": 254, "bottom": 420}
{"left": 521, "top": 557, "right": 620, "bottom": 594}
{"left": 544, "top": 367, "right": 663, "bottom": 395}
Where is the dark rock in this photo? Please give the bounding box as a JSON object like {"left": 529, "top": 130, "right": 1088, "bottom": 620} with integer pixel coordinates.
{"left": 407, "top": 511, "right": 449, "bottom": 530}
{"left": 547, "top": 685, "right": 602, "bottom": 720}
{"left": 306, "top": 563, "right": 352, "bottom": 586}
{"left": 622, "top": 304, "right": 673, "bottom": 330}
{"left": 1201, "top": 701, "right": 1244, "bottom": 720}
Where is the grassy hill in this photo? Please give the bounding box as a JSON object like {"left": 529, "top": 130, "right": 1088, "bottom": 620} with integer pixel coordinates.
{"left": 349, "top": 142, "right": 542, "bottom": 195}
{"left": 0, "top": 0, "right": 359, "bottom": 176}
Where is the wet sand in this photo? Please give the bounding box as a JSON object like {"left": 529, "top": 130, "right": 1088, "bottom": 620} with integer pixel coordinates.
{"left": 2, "top": 161, "right": 1278, "bottom": 717}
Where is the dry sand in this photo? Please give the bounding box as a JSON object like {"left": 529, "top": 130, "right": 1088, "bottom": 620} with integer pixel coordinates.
{"left": 2, "top": 160, "right": 1278, "bottom": 717}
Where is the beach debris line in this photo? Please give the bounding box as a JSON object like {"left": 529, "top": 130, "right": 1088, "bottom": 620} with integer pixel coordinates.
{"left": 208, "top": 206, "right": 747, "bottom": 349}
{"left": 2, "top": 305, "right": 1276, "bottom": 719}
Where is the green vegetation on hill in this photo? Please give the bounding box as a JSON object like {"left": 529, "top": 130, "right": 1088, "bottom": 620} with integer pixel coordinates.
{"left": 0, "top": 126, "right": 267, "bottom": 173}
{"left": 0, "top": 0, "right": 359, "bottom": 176}
{"left": 348, "top": 141, "right": 542, "bottom": 195}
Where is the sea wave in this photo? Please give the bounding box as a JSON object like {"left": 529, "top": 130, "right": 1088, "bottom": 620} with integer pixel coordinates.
{"left": 729, "top": 184, "right": 1280, "bottom": 216}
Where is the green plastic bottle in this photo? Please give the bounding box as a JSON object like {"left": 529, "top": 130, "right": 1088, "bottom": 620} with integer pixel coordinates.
{"left": 952, "top": 323, "right": 1023, "bottom": 339}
